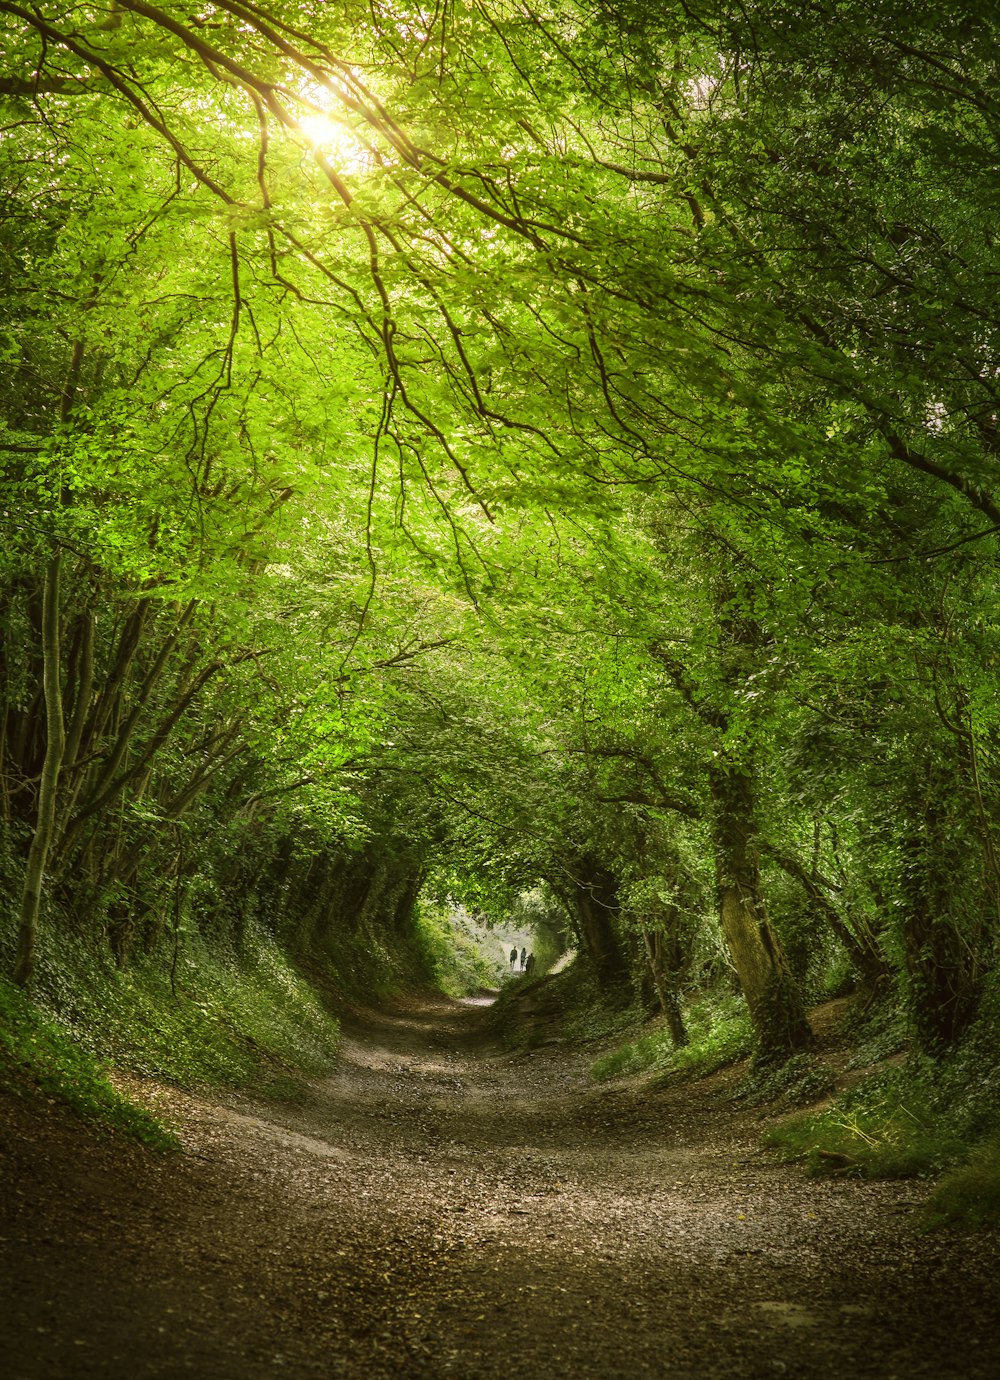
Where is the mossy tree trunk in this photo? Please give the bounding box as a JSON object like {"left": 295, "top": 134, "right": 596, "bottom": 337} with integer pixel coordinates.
{"left": 561, "top": 856, "right": 630, "bottom": 991}
{"left": 654, "top": 556, "right": 814, "bottom": 1062}
{"left": 710, "top": 761, "right": 812, "bottom": 1062}
{"left": 897, "top": 774, "right": 981, "bottom": 1050}
{"left": 13, "top": 552, "right": 66, "bottom": 987}
{"left": 639, "top": 916, "right": 688, "bottom": 1046}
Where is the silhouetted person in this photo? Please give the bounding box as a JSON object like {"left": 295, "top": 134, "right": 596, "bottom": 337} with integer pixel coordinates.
{"left": 525, "top": 953, "right": 536, "bottom": 976}
{"left": 510, "top": 947, "right": 517, "bottom": 968}
{"left": 520, "top": 947, "right": 527, "bottom": 971}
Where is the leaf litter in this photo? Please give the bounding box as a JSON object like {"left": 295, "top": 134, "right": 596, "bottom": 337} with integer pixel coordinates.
{"left": 2, "top": 992, "right": 999, "bottom": 1378}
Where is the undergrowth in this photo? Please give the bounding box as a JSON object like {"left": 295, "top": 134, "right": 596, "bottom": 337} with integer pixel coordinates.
{"left": 413, "top": 902, "right": 497, "bottom": 997}
{"left": 48, "top": 925, "right": 342, "bottom": 1097}
{"left": 765, "top": 981, "right": 1000, "bottom": 1229}
{"left": 311, "top": 922, "right": 420, "bottom": 1006}
{"left": 0, "top": 910, "right": 343, "bottom": 1137}
{"left": 918, "top": 1143, "right": 1000, "bottom": 1232}
{"left": 0, "top": 978, "right": 178, "bottom": 1150}
{"left": 490, "top": 959, "right": 640, "bottom": 1050}
{"left": 591, "top": 993, "right": 753, "bottom": 1083}
{"left": 763, "top": 1067, "right": 968, "bottom": 1179}
{"left": 733, "top": 1051, "right": 835, "bottom": 1109}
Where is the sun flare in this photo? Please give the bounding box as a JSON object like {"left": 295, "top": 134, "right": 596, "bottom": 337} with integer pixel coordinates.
{"left": 295, "top": 88, "right": 371, "bottom": 172}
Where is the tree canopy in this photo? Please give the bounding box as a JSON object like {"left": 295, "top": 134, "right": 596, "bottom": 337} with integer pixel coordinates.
{"left": 2, "top": 0, "right": 1000, "bottom": 1061}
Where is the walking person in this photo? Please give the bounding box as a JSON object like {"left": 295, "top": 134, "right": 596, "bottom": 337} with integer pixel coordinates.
{"left": 520, "top": 946, "right": 527, "bottom": 971}
{"left": 510, "top": 947, "right": 517, "bottom": 969}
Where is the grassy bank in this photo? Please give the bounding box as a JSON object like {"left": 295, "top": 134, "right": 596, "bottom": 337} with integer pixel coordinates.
{"left": 764, "top": 1042, "right": 1000, "bottom": 1230}
{"left": 590, "top": 993, "right": 753, "bottom": 1084}
{"left": 0, "top": 915, "right": 347, "bottom": 1146}
{"left": 0, "top": 977, "right": 180, "bottom": 1150}
{"left": 577, "top": 974, "right": 1000, "bottom": 1232}
{"left": 488, "top": 958, "right": 643, "bottom": 1051}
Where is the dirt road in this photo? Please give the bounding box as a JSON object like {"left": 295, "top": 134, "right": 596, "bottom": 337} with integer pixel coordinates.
{"left": 2, "top": 991, "right": 998, "bottom": 1378}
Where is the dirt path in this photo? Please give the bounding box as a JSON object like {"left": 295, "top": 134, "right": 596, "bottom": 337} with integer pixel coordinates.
{"left": 2, "top": 991, "right": 999, "bottom": 1378}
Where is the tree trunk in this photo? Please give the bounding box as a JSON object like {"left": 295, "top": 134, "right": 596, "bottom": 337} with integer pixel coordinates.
{"left": 62, "top": 607, "right": 95, "bottom": 775}
{"left": 14, "top": 553, "right": 66, "bottom": 986}
{"left": 763, "top": 841, "right": 889, "bottom": 985}
{"left": 639, "top": 918, "right": 688, "bottom": 1046}
{"left": 59, "top": 655, "right": 223, "bottom": 856}
{"left": 566, "top": 857, "right": 629, "bottom": 991}
{"left": 898, "top": 790, "right": 980, "bottom": 1050}
{"left": 710, "top": 763, "right": 812, "bottom": 1062}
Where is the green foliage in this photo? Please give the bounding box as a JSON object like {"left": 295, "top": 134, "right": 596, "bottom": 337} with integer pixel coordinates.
{"left": 763, "top": 1072, "right": 969, "bottom": 1180}
{"left": 11, "top": 921, "right": 341, "bottom": 1100}
{"left": 733, "top": 1053, "right": 836, "bottom": 1111}
{"left": 919, "top": 1144, "right": 1000, "bottom": 1232}
{"left": 524, "top": 919, "right": 566, "bottom": 979}
{"left": 767, "top": 975, "right": 1000, "bottom": 1219}
{"left": 308, "top": 924, "right": 415, "bottom": 1007}
{"left": 817, "top": 954, "right": 858, "bottom": 1003}
{"left": 412, "top": 902, "right": 497, "bottom": 998}
{"left": 842, "top": 997, "right": 909, "bottom": 1070}
{"left": 2, "top": 0, "right": 1000, "bottom": 1104}
{"left": 562, "top": 983, "right": 642, "bottom": 1048}
{"left": 0, "top": 978, "right": 178, "bottom": 1150}
{"left": 489, "top": 956, "right": 639, "bottom": 1052}
{"left": 591, "top": 994, "right": 753, "bottom": 1083}
{"left": 765, "top": 1043, "right": 1000, "bottom": 1183}
{"left": 590, "top": 1029, "right": 678, "bottom": 1082}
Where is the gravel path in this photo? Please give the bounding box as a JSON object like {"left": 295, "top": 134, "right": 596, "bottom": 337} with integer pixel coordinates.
{"left": 2, "top": 991, "right": 998, "bottom": 1378}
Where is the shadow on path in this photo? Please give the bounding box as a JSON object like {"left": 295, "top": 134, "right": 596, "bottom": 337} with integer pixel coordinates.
{"left": 2, "top": 991, "right": 998, "bottom": 1378}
